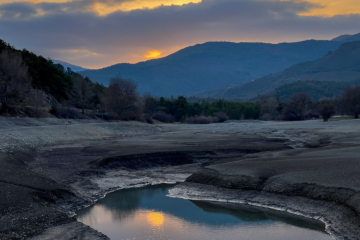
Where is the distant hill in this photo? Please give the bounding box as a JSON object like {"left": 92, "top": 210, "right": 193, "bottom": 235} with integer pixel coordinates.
{"left": 224, "top": 41, "right": 360, "bottom": 99}
{"left": 80, "top": 40, "right": 342, "bottom": 97}
{"left": 332, "top": 33, "right": 360, "bottom": 43}
{"left": 51, "top": 59, "right": 88, "bottom": 72}
{"left": 273, "top": 79, "right": 360, "bottom": 100}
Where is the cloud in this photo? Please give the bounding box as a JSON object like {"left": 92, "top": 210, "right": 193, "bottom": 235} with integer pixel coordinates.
{"left": 0, "top": 2, "right": 38, "bottom": 19}
{"left": 0, "top": 0, "right": 203, "bottom": 17}
{"left": 0, "top": 0, "right": 359, "bottom": 68}
{"left": 296, "top": 0, "right": 360, "bottom": 17}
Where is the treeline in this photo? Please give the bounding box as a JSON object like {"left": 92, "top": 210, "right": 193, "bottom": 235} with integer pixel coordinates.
{"left": 1, "top": 38, "right": 359, "bottom": 123}
{"left": 143, "top": 95, "right": 259, "bottom": 123}
{"left": 259, "top": 86, "right": 360, "bottom": 121}
{"left": 0, "top": 40, "right": 260, "bottom": 123}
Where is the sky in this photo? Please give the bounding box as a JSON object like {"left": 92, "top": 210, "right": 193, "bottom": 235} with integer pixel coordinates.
{"left": 0, "top": 0, "right": 360, "bottom": 69}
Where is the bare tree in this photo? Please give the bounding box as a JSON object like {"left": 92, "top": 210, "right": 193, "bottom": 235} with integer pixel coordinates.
{"left": 283, "top": 92, "right": 311, "bottom": 120}
{"left": 103, "top": 77, "right": 139, "bottom": 120}
{"left": 70, "top": 76, "right": 93, "bottom": 114}
{"left": 27, "top": 89, "right": 47, "bottom": 118}
{"left": 259, "top": 95, "right": 279, "bottom": 120}
{"left": 341, "top": 86, "right": 360, "bottom": 119}
{"left": 318, "top": 99, "right": 336, "bottom": 122}
{"left": 0, "top": 50, "right": 31, "bottom": 114}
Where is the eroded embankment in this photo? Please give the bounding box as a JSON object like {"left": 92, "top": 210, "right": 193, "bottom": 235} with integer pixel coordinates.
{"left": 169, "top": 145, "right": 360, "bottom": 240}
{"left": 3, "top": 119, "right": 359, "bottom": 240}
{"left": 0, "top": 124, "right": 292, "bottom": 240}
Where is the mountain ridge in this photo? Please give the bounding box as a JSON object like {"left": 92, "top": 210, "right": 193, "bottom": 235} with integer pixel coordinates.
{"left": 332, "top": 33, "right": 360, "bottom": 42}
{"left": 51, "top": 59, "right": 88, "bottom": 72}
{"left": 224, "top": 41, "right": 360, "bottom": 99}
{"left": 80, "top": 40, "right": 343, "bottom": 97}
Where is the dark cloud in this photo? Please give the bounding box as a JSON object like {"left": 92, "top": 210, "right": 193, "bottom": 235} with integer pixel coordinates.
{"left": 0, "top": 0, "right": 359, "bottom": 68}
{"left": 0, "top": 2, "right": 38, "bottom": 19}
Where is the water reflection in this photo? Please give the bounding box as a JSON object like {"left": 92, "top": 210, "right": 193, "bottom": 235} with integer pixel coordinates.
{"left": 147, "top": 212, "right": 164, "bottom": 227}
{"left": 76, "top": 184, "right": 333, "bottom": 240}
{"left": 192, "top": 201, "right": 326, "bottom": 232}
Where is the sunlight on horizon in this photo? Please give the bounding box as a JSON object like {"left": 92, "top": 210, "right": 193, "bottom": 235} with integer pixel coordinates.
{"left": 144, "top": 50, "right": 162, "bottom": 59}
{"left": 296, "top": 0, "right": 360, "bottom": 17}
{"left": 91, "top": 0, "right": 201, "bottom": 16}
{"left": 1, "top": 0, "right": 360, "bottom": 17}
{"left": 0, "top": 0, "right": 202, "bottom": 16}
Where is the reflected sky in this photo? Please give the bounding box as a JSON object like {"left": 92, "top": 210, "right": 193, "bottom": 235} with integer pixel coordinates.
{"left": 76, "top": 184, "right": 333, "bottom": 240}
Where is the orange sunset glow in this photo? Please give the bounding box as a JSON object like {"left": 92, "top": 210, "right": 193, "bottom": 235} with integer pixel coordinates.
{"left": 1, "top": 0, "right": 359, "bottom": 68}
{"left": 144, "top": 50, "right": 162, "bottom": 59}
{"left": 296, "top": 0, "right": 360, "bottom": 17}
{"left": 0, "top": 0, "right": 360, "bottom": 16}
{"left": 91, "top": 0, "right": 202, "bottom": 15}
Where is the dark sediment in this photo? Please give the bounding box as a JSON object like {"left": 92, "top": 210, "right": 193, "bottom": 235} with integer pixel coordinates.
{"left": 2, "top": 119, "right": 360, "bottom": 240}
{"left": 0, "top": 130, "right": 289, "bottom": 240}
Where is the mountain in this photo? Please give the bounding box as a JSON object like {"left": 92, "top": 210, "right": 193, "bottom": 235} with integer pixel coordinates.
{"left": 224, "top": 41, "right": 360, "bottom": 100}
{"left": 51, "top": 59, "right": 88, "bottom": 72}
{"left": 332, "top": 33, "right": 360, "bottom": 43}
{"left": 80, "top": 40, "right": 342, "bottom": 97}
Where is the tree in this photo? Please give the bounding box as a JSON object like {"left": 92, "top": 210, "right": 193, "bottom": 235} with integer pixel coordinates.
{"left": 22, "top": 50, "right": 72, "bottom": 102}
{"left": 174, "top": 96, "right": 188, "bottom": 121}
{"left": 341, "top": 86, "right": 360, "bottom": 119}
{"left": 90, "top": 82, "right": 105, "bottom": 107}
{"left": 27, "top": 89, "right": 47, "bottom": 118}
{"left": 283, "top": 92, "right": 311, "bottom": 120}
{"left": 70, "top": 76, "right": 93, "bottom": 114}
{"left": 0, "top": 50, "right": 31, "bottom": 114}
{"left": 259, "top": 95, "right": 279, "bottom": 120}
{"left": 143, "top": 93, "right": 158, "bottom": 115}
{"left": 318, "top": 99, "right": 336, "bottom": 122}
{"left": 103, "top": 77, "right": 139, "bottom": 120}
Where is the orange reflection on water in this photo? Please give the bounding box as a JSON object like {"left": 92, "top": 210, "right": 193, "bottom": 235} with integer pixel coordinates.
{"left": 147, "top": 212, "right": 165, "bottom": 227}
{"left": 76, "top": 202, "right": 332, "bottom": 240}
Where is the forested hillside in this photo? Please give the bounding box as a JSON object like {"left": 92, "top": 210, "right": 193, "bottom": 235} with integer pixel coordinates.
{"left": 0, "top": 39, "right": 105, "bottom": 117}
{"left": 224, "top": 41, "right": 360, "bottom": 99}
{"left": 0, "top": 39, "right": 73, "bottom": 102}
{"left": 51, "top": 59, "right": 88, "bottom": 72}
{"left": 274, "top": 79, "right": 360, "bottom": 100}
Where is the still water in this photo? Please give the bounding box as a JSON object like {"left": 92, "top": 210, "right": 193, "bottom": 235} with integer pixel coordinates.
{"left": 76, "top": 184, "right": 333, "bottom": 240}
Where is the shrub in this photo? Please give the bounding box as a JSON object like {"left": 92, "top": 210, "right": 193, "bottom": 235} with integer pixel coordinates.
{"left": 24, "top": 106, "right": 48, "bottom": 118}
{"left": 318, "top": 100, "right": 336, "bottom": 122}
{"left": 214, "top": 112, "right": 229, "bottom": 122}
{"left": 185, "top": 115, "right": 219, "bottom": 124}
{"left": 261, "top": 113, "right": 272, "bottom": 121}
{"left": 152, "top": 111, "right": 175, "bottom": 123}
{"left": 341, "top": 86, "right": 360, "bottom": 118}
{"left": 144, "top": 113, "right": 153, "bottom": 124}
{"left": 304, "top": 110, "right": 320, "bottom": 120}
{"left": 51, "top": 104, "right": 81, "bottom": 119}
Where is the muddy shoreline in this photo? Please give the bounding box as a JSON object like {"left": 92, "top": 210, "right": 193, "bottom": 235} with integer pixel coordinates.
{"left": 1, "top": 118, "right": 360, "bottom": 240}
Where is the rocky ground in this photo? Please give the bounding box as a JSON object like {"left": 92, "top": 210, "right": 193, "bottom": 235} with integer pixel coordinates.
{"left": 0, "top": 117, "right": 359, "bottom": 240}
